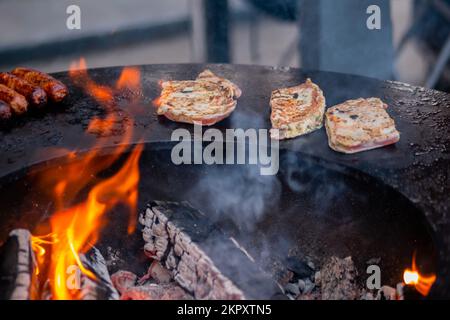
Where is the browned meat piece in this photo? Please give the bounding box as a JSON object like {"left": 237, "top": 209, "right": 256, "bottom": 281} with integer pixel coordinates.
{"left": 0, "top": 84, "right": 28, "bottom": 115}
{"left": 0, "top": 72, "right": 47, "bottom": 107}
{"left": 156, "top": 69, "right": 241, "bottom": 126}
{"left": 325, "top": 98, "right": 400, "bottom": 154}
{"left": 0, "top": 100, "right": 12, "bottom": 121}
{"left": 11, "top": 67, "right": 68, "bottom": 102}
{"left": 270, "top": 78, "right": 326, "bottom": 140}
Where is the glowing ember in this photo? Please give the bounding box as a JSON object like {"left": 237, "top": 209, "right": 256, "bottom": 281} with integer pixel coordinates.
{"left": 403, "top": 270, "right": 419, "bottom": 285}
{"left": 403, "top": 255, "right": 436, "bottom": 296}
{"left": 30, "top": 58, "right": 144, "bottom": 299}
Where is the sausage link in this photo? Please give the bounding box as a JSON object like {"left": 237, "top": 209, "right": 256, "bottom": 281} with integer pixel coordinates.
{"left": 0, "top": 72, "right": 47, "bottom": 107}
{"left": 0, "top": 84, "right": 28, "bottom": 115}
{"left": 0, "top": 99, "right": 12, "bottom": 121}
{"left": 11, "top": 67, "right": 68, "bottom": 102}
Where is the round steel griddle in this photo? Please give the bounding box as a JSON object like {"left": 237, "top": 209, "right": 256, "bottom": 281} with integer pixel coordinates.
{"left": 0, "top": 64, "right": 449, "bottom": 298}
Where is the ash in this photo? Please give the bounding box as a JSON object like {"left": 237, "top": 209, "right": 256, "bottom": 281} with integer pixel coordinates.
{"left": 274, "top": 255, "right": 404, "bottom": 300}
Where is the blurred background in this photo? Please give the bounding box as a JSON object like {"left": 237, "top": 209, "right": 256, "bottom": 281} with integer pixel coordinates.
{"left": 0, "top": 0, "right": 449, "bottom": 91}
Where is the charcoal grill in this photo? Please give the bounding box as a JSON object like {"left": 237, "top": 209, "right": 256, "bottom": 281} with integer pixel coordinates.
{"left": 0, "top": 64, "right": 449, "bottom": 298}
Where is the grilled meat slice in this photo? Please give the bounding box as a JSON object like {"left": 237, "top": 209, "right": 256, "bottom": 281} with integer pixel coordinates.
{"left": 196, "top": 69, "right": 242, "bottom": 98}
{"left": 270, "top": 78, "right": 326, "bottom": 140}
{"left": 325, "top": 98, "right": 400, "bottom": 154}
{"left": 156, "top": 70, "right": 241, "bottom": 126}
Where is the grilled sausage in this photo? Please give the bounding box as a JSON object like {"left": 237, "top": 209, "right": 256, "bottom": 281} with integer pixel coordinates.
{"left": 0, "top": 84, "right": 28, "bottom": 115}
{"left": 0, "top": 99, "right": 12, "bottom": 121}
{"left": 0, "top": 72, "right": 47, "bottom": 107}
{"left": 11, "top": 67, "right": 68, "bottom": 102}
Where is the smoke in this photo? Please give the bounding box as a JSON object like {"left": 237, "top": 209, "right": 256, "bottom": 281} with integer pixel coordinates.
{"left": 186, "top": 163, "right": 281, "bottom": 232}
{"left": 279, "top": 150, "right": 349, "bottom": 218}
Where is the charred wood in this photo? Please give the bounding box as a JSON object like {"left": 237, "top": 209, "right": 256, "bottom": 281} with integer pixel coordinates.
{"left": 140, "top": 201, "right": 281, "bottom": 300}
{"left": 41, "top": 247, "right": 119, "bottom": 300}
{"left": 76, "top": 247, "right": 119, "bottom": 300}
{"left": 0, "top": 229, "right": 37, "bottom": 300}
{"left": 138, "top": 260, "right": 172, "bottom": 285}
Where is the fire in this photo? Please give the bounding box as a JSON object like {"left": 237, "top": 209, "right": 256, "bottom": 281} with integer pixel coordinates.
{"left": 152, "top": 80, "right": 165, "bottom": 108}
{"left": 403, "top": 270, "right": 419, "bottom": 284}
{"left": 152, "top": 96, "right": 162, "bottom": 108}
{"left": 403, "top": 254, "right": 436, "bottom": 296}
{"left": 117, "top": 67, "right": 141, "bottom": 90}
{"left": 30, "top": 58, "right": 144, "bottom": 299}
{"left": 31, "top": 233, "right": 57, "bottom": 276}
{"left": 47, "top": 144, "right": 142, "bottom": 299}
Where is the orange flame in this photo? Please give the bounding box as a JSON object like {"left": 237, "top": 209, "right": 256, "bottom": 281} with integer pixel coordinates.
{"left": 152, "top": 96, "right": 162, "bottom": 108}
{"left": 403, "top": 254, "right": 436, "bottom": 296}
{"left": 152, "top": 80, "right": 166, "bottom": 108}
{"left": 117, "top": 67, "right": 141, "bottom": 91}
{"left": 31, "top": 58, "right": 144, "bottom": 299}
{"left": 47, "top": 144, "right": 142, "bottom": 299}
{"left": 31, "top": 234, "right": 57, "bottom": 277}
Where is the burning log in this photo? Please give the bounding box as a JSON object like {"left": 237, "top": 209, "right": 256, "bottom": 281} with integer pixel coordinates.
{"left": 40, "top": 246, "right": 119, "bottom": 300}
{"left": 0, "top": 234, "right": 120, "bottom": 300}
{"left": 74, "top": 247, "right": 119, "bottom": 300}
{"left": 0, "top": 229, "right": 37, "bottom": 300}
{"left": 140, "top": 201, "right": 281, "bottom": 300}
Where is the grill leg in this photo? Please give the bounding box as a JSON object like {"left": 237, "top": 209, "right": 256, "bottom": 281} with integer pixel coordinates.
{"left": 298, "top": 0, "right": 394, "bottom": 79}
{"left": 425, "top": 34, "right": 450, "bottom": 89}
{"left": 203, "top": 0, "right": 230, "bottom": 63}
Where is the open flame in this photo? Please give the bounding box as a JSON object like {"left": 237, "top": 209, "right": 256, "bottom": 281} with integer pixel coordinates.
{"left": 30, "top": 58, "right": 143, "bottom": 299}
{"left": 403, "top": 254, "right": 436, "bottom": 296}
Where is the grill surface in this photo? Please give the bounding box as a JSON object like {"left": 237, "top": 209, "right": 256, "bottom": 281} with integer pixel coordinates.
{"left": 0, "top": 64, "right": 449, "bottom": 297}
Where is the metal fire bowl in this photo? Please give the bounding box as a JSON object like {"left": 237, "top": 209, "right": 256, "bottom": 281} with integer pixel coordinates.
{"left": 0, "top": 64, "right": 449, "bottom": 298}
